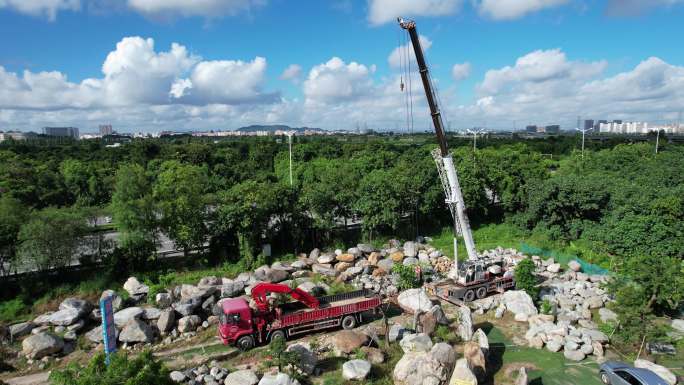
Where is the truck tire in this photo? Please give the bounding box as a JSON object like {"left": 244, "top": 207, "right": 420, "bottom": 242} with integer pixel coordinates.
{"left": 341, "top": 315, "right": 357, "bottom": 330}
{"left": 270, "top": 330, "right": 286, "bottom": 343}
{"left": 476, "top": 286, "right": 487, "bottom": 299}
{"left": 463, "top": 290, "right": 475, "bottom": 302}
{"left": 237, "top": 335, "right": 254, "bottom": 351}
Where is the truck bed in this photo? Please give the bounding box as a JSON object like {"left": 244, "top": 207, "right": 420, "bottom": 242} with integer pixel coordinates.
{"left": 277, "top": 289, "right": 381, "bottom": 328}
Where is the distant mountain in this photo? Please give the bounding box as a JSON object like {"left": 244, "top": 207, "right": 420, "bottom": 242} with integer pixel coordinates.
{"left": 236, "top": 125, "right": 324, "bottom": 133}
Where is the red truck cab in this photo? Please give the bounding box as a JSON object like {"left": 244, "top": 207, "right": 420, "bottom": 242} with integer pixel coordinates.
{"left": 218, "top": 298, "right": 254, "bottom": 347}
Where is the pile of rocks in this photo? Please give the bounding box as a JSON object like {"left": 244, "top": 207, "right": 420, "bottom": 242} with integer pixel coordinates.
{"left": 538, "top": 271, "right": 611, "bottom": 326}
{"left": 169, "top": 365, "right": 302, "bottom": 385}
{"left": 393, "top": 333, "right": 456, "bottom": 385}
{"left": 525, "top": 314, "right": 609, "bottom": 361}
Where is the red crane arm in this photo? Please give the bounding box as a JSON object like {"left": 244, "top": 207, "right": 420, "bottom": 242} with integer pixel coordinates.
{"left": 251, "top": 282, "right": 320, "bottom": 312}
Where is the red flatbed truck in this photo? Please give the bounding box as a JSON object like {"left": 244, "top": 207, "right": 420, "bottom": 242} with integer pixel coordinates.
{"left": 218, "top": 282, "right": 382, "bottom": 350}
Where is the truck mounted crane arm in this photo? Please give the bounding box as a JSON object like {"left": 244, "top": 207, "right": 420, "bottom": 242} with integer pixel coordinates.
{"left": 250, "top": 282, "right": 320, "bottom": 313}
{"left": 398, "top": 17, "right": 479, "bottom": 268}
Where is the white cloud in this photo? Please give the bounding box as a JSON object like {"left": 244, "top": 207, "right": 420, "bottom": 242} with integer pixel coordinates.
{"left": 126, "top": 0, "right": 265, "bottom": 18}
{"left": 303, "top": 57, "right": 377, "bottom": 105}
{"left": 476, "top": 0, "right": 569, "bottom": 20}
{"left": 368, "top": 0, "right": 462, "bottom": 25}
{"left": 451, "top": 62, "right": 471, "bottom": 80}
{"left": 280, "top": 64, "right": 302, "bottom": 82}
{"left": 0, "top": 0, "right": 80, "bottom": 21}
{"left": 388, "top": 35, "right": 432, "bottom": 69}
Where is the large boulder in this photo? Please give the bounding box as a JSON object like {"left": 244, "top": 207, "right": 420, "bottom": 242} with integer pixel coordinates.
{"left": 224, "top": 370, "right": 259, "bottom": 385}
{"left": 119, "top": 319, "right": 154, "bottom": 343}
{"left": 502, "top": 290, "right": 538, "bottom": 319}
{"left": 598, "top": 308, "right": 618, "bottom": 323}
{"left": 286, "top": 343, "right": 317, "bottom": 375}
{"left": 157, "top": 309, "right": 176, "bottom": 334}
{"left": 9, "top": 322, "right": 35, "bottom": 339}
{"left": 22, "top": 333, "right": 64, "bottom": 359}
{"left": 343, "top": 359, "right": 372, "bottom": 380}
{"left": 377, "top": 258, "right": 395, "bottom": 273}
{"left": 563, "top": 349, "right": 585, "bottom": 361}
{"left": 457, "top": 305, "right": 474, "bottom": 341}
{"left": 258, "top": 372, "right": 300, "bottom": 385}
{"left": 463, "top": 341, "right": 486, "bottom": 375}
{"left": 85, "top": 325, "right": 119, "bottom": 343}
{"left": 123, "top": 277, "right": 149, "bottom": 297}
{"left": 389, "top": 323, "right": 412, "bottom": 343}
{"left": 398, "top": 289, "right": 433, "bottom": 314}
{"left": 113, "top": 307, "right": 144, "bottom": 328}
{"left": 48, "top": 308, "right": 82, "bottom": 326}
{"left": 155, "top": 293, "right": 173, "bottom": 308}
{"left": 567, "top": 260, "right": 582, "bottom": 272}
{"left": 473, "top": 328, "right": 489, "bottom": 357}
{"left": 400, "top": 333, "right": 433, "bottom": 353}
{"left": 515, "top": 367, "right": 528, "bottom": 385}
{"left": 336, "top": 253, "right": 355, "bottom": 263}
{"left": 634, "top": 359, "right": 677, "bottom": 385}
{"left": 403, "top": 242, "right": 418, "bottom": 258}
{"left": 332, "top": 330, "right": 368, "bottom": 355}
{"left": 59, "top": 298, "right": 92, "bottom": 315}
{"left": 394, "top": 343, "right": 456, "bottom": 385}
{"left": 449, "top": 359, "right": 477, "bottom": 385}
{"left": 177, "top": 315, "right": 201, "bottom": 333}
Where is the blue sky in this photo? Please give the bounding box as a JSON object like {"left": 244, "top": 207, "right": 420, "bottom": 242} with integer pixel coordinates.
{"left": 1, "top": 0, "right": 684, "bottom": 132}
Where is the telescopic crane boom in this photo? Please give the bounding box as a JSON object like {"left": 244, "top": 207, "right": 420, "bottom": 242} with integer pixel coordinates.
{"left": 398, "top": 18, "right": 478, "bottom": 270}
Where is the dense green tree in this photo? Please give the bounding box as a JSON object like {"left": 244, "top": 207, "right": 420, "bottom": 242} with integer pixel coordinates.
{"left": 514, "top": 258, "right": 539, "bottom": 298}
{"left": 355, "top": 169, "right": 401, "bottom": 238}
{"left": 153, "top": 161, "right": 209, "bottom": 257}
{"left": 16, "top": 208, "right": 87, "bottom": 271}
{"left": 0, "top": 196, "right": 27, "bottom": 276}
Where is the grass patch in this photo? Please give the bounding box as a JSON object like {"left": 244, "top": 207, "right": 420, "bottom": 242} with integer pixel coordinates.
{"left": 486, "top": 326, "right": 602, "bottom": 385}
{"left": 0, "top": 298, "right": 30, "bottom": 324}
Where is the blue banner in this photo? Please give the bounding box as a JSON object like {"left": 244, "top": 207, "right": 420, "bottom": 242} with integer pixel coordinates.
{"left": 100, "top": 296, "right": 117, "bottom": 364}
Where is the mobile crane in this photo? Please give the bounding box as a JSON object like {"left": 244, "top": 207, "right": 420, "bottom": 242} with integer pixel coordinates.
{"left": 398, "top": 18, "right": 515, "bottom": 303}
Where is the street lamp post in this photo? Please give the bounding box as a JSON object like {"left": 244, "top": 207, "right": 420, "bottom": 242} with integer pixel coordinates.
{"left": 466, "top": 128, "right": 486, "bottom": 151}
{"left": 655, "top": 129, "right": 660, "bottom": 154}
{"left": 575, "top": 127, "right": 592, "bottom": 159}
{"left": 284, "top": 131, "right": 295, "bottom": 186}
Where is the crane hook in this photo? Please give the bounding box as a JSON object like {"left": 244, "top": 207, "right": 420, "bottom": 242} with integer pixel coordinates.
{"left": 400, "top": 76, "right": 405, "bottom": 92}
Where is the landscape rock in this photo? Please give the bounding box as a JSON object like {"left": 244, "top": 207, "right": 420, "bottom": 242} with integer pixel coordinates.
{"left": 142, "top": 307, "right": 162, "bottom": 320}
{"left": 502, "top": 290, "right": 538, "bottom": 319}
{"left": 59, "top": 298, "right": 92, "bottom": 315}
{"left": 157, "top": 309, "right": 176, "bottom": 334}
{"left": 155, "top": 293, "right": 173, "bottom": 308}
{"left": 258, "top": 372, "right": 300, "bottom": 385}
{"left": 449, "top": 359, "right": 477, "bottom": 385}
{"left": 85, "top": 325, "right": 118, "bottom": 343}
{"left": 563, "top": 349, "right": 585, "bottom": 361}
{"left": 515, "top": 367, "right": 528, "bottom": 385}
{"left": 332, "top": 330, "right": 368, "bottom": 354}
{"left": 9, "top": 322, "right": 35, "bottom": 339}
{"left": 400, "top": 333, "right": 433, "bottom": 353}
{"left": 377, "top": 258, "right": 395, "bottom": 272}
{"left": 123, "top": 277, "right": 149, "bottom": 297}
{"left": 178, "top": 315, "right": 201, "bottom": 333}
{"left": 394, "top": 342, "right": 455, "bottom": 385}
{"left": 337, "top": 253, "right": 355, "bottom": 263}
{"left": 463, "top": 341, "right": 486, "bottom": 374}
{"left": 22, "top": 333, "right": 64, "bottom": 359}
{"left": 568, "top": 260, "right": 582, "bottom": 272}
{"left": 113, "top": 307, "right": 144, "bottom": 328}
{"left": 312, "top": 264, "right": 337, "bottom": 277}
{"left": 390, "top": 251, "right": 405, "bottom": 262}
{"left": 634, "top": 359, "right": 677, "bottom": 385}
{"left": 398, "top": 289, "right": 433, "bottom": 314}
{"left": 169, "top": 371, "right": 186, "bottom": 383}
{"left": 119, "top": 319, "right": 154, "bottom": 343}
{"left": 403, "top": 242, "right": 417, "bottom": 258}
{"left": 547, "top": 263, "right": 561, "bottom": 273}
{"left": 342, "top": 359, "right": 372, "bottom": 380}
{"left": 48, "top": 308, "right": 82, "bottom": 326}
{"left": 224, "top": 369, "right": 259, "bottom": 385}
{"left": 101, "top": 290, "right": 123, "bottom": 311}
{"left": 457, "top": 305, "right": 474, "bottom": 341}
{"left": 286, "top": 343, "right": 317, "bottom": 375}
{"left": 389, "top": 323, "right": 411, "bottom": 343}
{"left": 361, "top": 346, "right": 384, "bottom": 364}
{"left": 473, "top": 328, "right": 489, "bottom": 356}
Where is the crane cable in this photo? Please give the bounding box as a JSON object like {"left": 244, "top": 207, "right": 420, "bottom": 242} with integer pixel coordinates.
{"left": 406, "top": 30, "right": 415, "bottom": 136}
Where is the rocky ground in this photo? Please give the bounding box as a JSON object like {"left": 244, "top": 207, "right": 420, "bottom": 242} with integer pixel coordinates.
{"left": 1, "top": 241, "right": 681, "bottom": 385}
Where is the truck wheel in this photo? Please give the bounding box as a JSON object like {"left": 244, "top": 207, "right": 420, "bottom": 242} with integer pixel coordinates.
{"left": 342, "top": 315, "right": 357, "bottom": 330}
{"left": 270, "top": 330, "right": 286, "bottom": 343}
{"left": 600, "top": 372, "right": 611, "bottom": 385}
{"left": 476, "top": 286, "right": 487, "bottom": 299}
{"left": 237, "top": 335, "right": 254, "bottom": 351}
{"left": 463, "top": 290, "right": 475, "bottom": 302}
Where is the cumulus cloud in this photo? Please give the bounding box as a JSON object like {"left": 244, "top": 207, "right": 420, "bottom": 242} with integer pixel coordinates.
{"left": 451, "top": 62, "right": 471, "bottom": 80}
{"left": 280, "top": 64, "right": 302, "bottom": 82}
{"left": 0, "top": 36, "right": 277, "bottom": 111}
{"left": 388, "top": 35, "right": 432, "bottom": 69}
{"left": 0, "top": 0, "right": 80, "bottom": 21}
{"left": 368, "top": 0, "right": 462, "bottom": 25}
{"left": 476, "top": 0, "right": 569, "bottom": 20}
{"left": 126, "top": 0, "right": 265, "bottom": 18}
{"left": 303, "top": 57, "right": 377, "bottom": 105}
{"left": 451, "top": 49, "right": 684, "bottom": 129}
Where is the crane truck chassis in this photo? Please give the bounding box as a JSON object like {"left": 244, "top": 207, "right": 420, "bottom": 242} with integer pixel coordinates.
{"left": 218, "top": 282, "right": 382, "bottom": 350}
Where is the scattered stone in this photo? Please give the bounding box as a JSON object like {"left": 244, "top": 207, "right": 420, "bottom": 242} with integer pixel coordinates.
{"left": 155, "top": 292, "right": 173, "bottom": 308}
{"left": 568, "top": 260, "right": 582, "bottom": 272}
{"left": 400, "top": 333, "right": 433, "bottom": 353}
{"left": 515, "top": 367, "right": 528, "bottom": 385}
{"left": 563, "top": 349, "right": 585, "bottom": 361}
{"left": 403, "top": 242, "right": 417, "bottom": 258}
{"left": 22, "top": 333, "right": 64, "bottom": 359}
{"left": 342, "top": 359, "right": 372, "bottom": 380}
{"left": 547, "top": 263, "right": 561, "bottom": 273}
{"left": 456, "top": 305, "right": 473, "bottom": 341}
{"left": 123, "top": 277, "right": 149, "bottom": 297}
{"left": 449, "top": 358, "right": 477, "bottom": 385}
{"left": 224, "top": 369, "right": 259, "bottom": 385}
{"left": 9, "top": 322, "right": 35, "bottom": 339}
{"left": 337, "top": 253, "right": 355, "bottom": 263}
{"left": 113, "top": 307, "right": 144, "bottom": 328}
{"left": 178, "top": 315, "right": 201, "bottom": 333}
{"left": 390, "top": 251, "right": 405, "bottom": 262}
{"left": 59, "top": 298, "right": 92, "bottom": 315}
{"left": 634, "top": 359, "right": 677, "bottom": 385}
{"left": 258, "top": 372, "right": 300, "bottom": 385}
{"left": 377, "top": 258, "right": 395, "bottom": 273}
{"left": 169, "top": 371, "right": 186, "bottom": 383}
{"left": 48, "top": 308, "right": 82, "bottom": 326}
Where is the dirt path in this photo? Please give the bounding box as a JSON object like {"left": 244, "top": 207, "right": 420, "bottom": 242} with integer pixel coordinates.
{"left": 5, "top": 372, "right": 50, "bottom": 385}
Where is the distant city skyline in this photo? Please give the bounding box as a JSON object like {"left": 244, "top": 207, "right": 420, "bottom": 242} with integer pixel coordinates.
{"left": 1, "top": 0, "right": 684, "bottom": 132}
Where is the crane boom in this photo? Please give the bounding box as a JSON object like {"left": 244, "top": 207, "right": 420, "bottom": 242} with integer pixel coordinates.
{"left": 398, "top": 18, "right": 478, "bottom": 266}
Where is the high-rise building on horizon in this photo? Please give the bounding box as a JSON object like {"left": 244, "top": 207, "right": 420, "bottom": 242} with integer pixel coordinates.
{"left": 43, "top": 127, "right": 79, "bottom": 139}
{"left": 546, "top": 124, "right": 560, "bottom": 134}
{"left": 99, "top": 124, "right": 113, "bottom": 136}
{"left": 584, "top": 120, "right": 594, "bottom": 130}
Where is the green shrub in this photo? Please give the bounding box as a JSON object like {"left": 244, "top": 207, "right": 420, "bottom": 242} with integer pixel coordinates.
{"left": 392, "top": 264, "right": 421, "bottom": 291}
{"left": 433, "top": 325, "right": 460, "bottom": 344}
{"left": 540, "top": 299, "right": 553, "bottom": 315}
{"left": 49, "top": 350, "right": 174, "bottom": 385}
{"left": 353, "top": 347, "right": 367, "bottom": 360}
{"left": 0, "top": 298, "right": 29, "bottom": 323}
{"left": 514, "top": 258, "right": 539, "bottom": 299}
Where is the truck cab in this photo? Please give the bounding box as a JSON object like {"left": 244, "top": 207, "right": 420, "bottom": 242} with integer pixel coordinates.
{"left": 218, "top": 298, "right": 254, "bottom": 346}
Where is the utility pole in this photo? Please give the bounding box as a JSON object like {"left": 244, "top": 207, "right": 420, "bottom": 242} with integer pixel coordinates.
{"left": 575, "top": 126, "right": 591, "bottom": 159}
{"left": 467, "top": 128, "right": 486, "bottom": 151}
{"left": 655, "top": 128, "right": 660, "bottom": 154}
